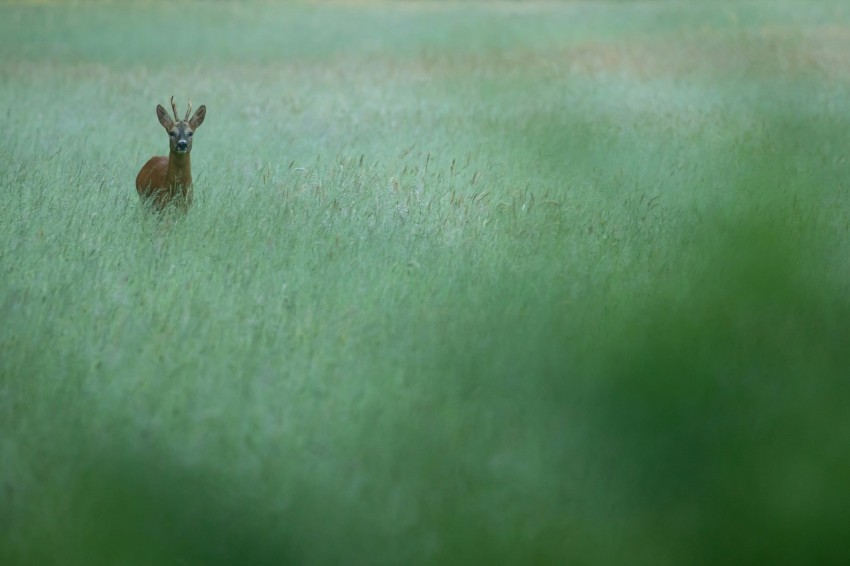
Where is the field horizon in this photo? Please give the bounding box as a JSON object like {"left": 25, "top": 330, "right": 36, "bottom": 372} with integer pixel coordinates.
{"left": 3, "top": 1, "right": 850, "bottom": 564}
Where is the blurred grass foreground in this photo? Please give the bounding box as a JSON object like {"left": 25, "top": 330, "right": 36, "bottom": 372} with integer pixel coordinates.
{"left": 2, "top": 1, "right": 850, "bottom": 565}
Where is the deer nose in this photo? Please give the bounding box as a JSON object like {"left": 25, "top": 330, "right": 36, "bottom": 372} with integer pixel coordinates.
{"left": 176, "top": 140, "right": 188, "bottom": 150}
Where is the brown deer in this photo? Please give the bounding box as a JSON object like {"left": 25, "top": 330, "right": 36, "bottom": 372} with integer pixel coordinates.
{"left": 136, "top": 96, "right": 206, "bottom": 212}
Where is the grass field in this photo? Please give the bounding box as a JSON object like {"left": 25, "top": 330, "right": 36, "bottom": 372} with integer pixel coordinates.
{"left": 2, "top": 1, "right": 850, "bottom": 564}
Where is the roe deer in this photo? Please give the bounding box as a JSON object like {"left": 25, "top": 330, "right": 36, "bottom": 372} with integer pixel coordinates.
{"left": 136, "top": 96, "right": 206, "bottom": 212}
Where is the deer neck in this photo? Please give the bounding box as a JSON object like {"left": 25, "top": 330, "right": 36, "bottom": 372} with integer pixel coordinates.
{"left": 166, "top": 151, "right": 192, "bottom": 193}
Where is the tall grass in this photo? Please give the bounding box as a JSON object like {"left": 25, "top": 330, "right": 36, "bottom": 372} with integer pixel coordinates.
{"left": 2, "top": 1, "right": 850, "bottom": 564}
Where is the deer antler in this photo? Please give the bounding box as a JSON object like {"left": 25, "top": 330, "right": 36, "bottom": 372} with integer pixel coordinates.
{"left": 184, "top": 98, "right": 192, "bottom": 122}
{"left": 170, "top": 96, "right": 179, "bottom": 121}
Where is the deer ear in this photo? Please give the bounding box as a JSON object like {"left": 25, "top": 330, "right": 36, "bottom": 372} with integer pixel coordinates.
{"left": 189, "top": 105, "right": 206, "bottom": 130}
{"left": 156, "top": 104, "right": 174, "bottom": 130}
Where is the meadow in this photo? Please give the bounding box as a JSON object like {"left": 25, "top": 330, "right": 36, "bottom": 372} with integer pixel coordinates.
{"left": 2, "top": 1, "right": 850, "bottom": 564}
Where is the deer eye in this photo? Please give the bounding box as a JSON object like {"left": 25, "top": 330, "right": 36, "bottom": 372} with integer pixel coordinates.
{"left": 169, "top": 132, "right": 176, "bottom": 137}
{"left": 188, "top": 132, "right": 193, "bottom": 137}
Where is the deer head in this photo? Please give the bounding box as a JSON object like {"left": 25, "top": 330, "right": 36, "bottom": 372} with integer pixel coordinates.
{"left": 156, "top": 96, "right": 206, "bottom": 156}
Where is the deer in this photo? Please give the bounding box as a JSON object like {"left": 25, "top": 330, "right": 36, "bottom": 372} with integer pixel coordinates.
{"left": 136, "top": 96, "right": 206, "bottom": 212}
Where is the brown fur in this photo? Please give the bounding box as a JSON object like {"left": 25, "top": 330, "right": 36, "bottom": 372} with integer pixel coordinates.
{"left": 136, "top": 153, "right": 194, "bottom": 211}
{"left": 135, "top": 98, "right": 205, "bottom": 213}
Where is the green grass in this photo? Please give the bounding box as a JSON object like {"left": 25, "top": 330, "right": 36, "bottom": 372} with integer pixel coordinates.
{"left": 2, "top": 1, "right": 850, "bottom": 564}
